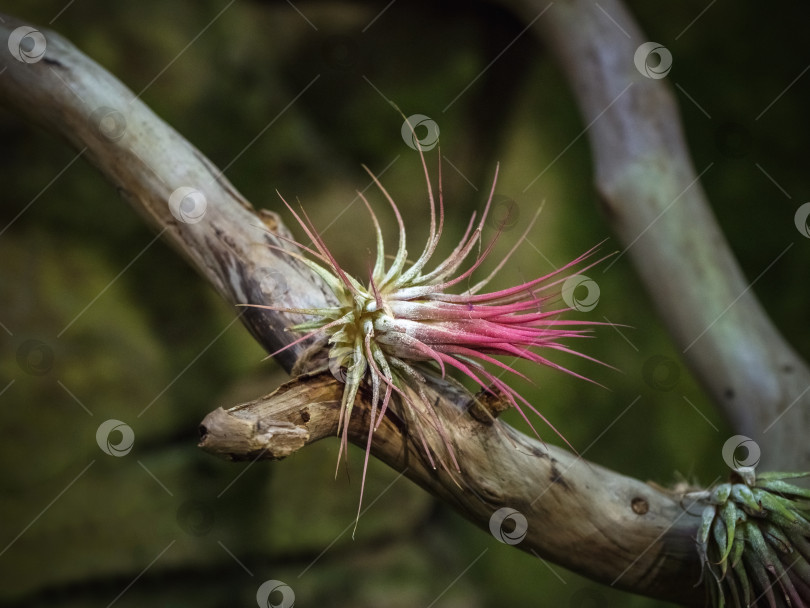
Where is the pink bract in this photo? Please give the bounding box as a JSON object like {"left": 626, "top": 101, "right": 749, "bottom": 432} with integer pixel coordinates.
{"left": 246, "top": 142, "right": 607, "bottom": 530}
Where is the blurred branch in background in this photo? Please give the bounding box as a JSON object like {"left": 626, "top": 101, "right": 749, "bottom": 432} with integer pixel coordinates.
{"left": 502, "top": 0, "right": 810, "bottom": 470}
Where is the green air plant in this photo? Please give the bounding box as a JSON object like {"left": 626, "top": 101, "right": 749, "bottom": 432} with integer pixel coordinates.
{"left": 691, "top": 468, "right": 810, "bottom": 607}
{"left": 246, "top": 139, "right": 606, "bottom": 526}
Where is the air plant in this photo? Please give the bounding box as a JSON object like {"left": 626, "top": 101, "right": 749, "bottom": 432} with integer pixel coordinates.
{"left": 247, "top": 133, "right": 605, "bottom": 526}
{"left": 691, "top": 468, "right": 810, "bottom": 607}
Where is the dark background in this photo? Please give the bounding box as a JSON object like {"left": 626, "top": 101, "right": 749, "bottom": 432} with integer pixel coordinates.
{"left": 1, "top": 1, "right": 809, "bottom": 606}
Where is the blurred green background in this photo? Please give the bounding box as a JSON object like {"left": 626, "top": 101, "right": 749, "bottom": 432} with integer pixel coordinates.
{"left": 1, "top": 1, "right": 809, "bottom": 606}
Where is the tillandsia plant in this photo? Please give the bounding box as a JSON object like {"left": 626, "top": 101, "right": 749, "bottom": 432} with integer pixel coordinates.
{"left": 246, "top": 135, "right": 606, "bottom": 524}
{"left": 691, "top": 468, "right": 810, "bottom": 607}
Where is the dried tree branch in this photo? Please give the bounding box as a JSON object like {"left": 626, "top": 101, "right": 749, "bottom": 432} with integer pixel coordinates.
{"left": 501, "top": 0, "right": 810, "bottom": 469}
{"left": 1, "top": 12, "right": 705, "bottom": 606}
{"left": 199, "top": 370, "right": 702, "bottom": 606}
{"left": 0, "top": 13, "right": 332, "bottom": 372}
